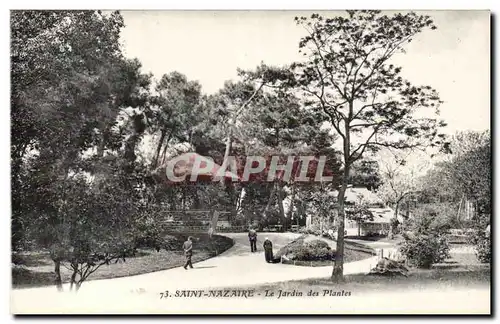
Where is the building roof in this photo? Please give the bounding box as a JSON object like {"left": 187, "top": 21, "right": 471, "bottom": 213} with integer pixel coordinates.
{"left": 365, "top": 207, "right": 396, "bottom": 224}
{"left": 339, "top": 186, "right": 401, "bottom": 224}
{"left": 154, "top": 152, "right": 240, "bottom": 184}
{"left": 330, "top": 186, "right": 385, "bottom": 206}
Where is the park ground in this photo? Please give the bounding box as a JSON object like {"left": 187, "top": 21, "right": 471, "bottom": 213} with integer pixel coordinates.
{"left": 10, "top": 232, "right": 490, "bottom": 314}
{"left": 12, "top": 233, "right": 234, "bottom": 289}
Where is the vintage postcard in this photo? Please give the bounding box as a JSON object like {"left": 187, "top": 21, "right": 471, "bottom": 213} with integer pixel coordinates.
{"left": 10, "top": 10, "right": 491, "bottom": 315}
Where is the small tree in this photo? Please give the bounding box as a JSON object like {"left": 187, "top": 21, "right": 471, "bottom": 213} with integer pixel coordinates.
{"left": 29, "top": 169, "right": 146, "bottom": 292}
{"left": 376, "top": 149, "right": 430, "bottom": 238}
{"left": 66, "top": 238, "right": 135, "bottom": 292}
{"left": 308, "top": 183, "right": 338, "bottom": 230}
{"left": 292, "top": 10, "right": 448, "bottom": 281}
{"left": 345, "top": 195, "right": 374, "bottom": 237}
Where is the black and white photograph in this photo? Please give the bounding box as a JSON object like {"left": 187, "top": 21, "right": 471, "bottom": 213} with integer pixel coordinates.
{"left": 9, "top": 9, "right": 491, "bottom": 315}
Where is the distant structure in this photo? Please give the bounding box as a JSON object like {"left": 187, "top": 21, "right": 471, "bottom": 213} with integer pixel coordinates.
{"left": 305, "top": 185, "right": 403, "bottom": 237}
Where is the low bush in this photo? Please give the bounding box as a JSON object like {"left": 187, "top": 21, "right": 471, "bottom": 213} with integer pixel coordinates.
{"left": 469, "top": 229, "right": 491, "bottom": 263}
{"left": 390, "top": 218, "right": 401, "bottom": 235}
{"left": 275, "top": 235, "right": 306, "bottom": 259}
{"left": 368, "top": 257, "right": 409, "bottom": 277}
{"left": 365, "top": 231, "right": 382, "bottom": 237}
{"left": 304, "top": 239, "right": 330, "bottom": 250}
{"left": 399, "top": 233, "right": 450, "bottom": 268}
{"left": 162, "top": 235, "right": 183, "bottom": 250}
{"left": 277, "top": 238, "right": 334, "bottom": 262}
{"left": 399, "top": 207, "right": 451, "bottom": 268}
{"left": 297, "top": 246, "right": 333, "bottom": 261}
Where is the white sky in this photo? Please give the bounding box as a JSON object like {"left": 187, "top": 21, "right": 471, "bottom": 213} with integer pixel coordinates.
{"left": 119, "top": 10, "right": 490, "bottom": 134}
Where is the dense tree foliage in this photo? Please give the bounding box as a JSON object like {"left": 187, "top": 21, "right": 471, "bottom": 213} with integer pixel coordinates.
{"left": 11, "top": 10, "right": 156, "bottom": 290}
{"left": 416, "top": 131, "right": 490, "bottom": 225}
{"left": 10, "top": 10, "right": 342, "bottom": 289}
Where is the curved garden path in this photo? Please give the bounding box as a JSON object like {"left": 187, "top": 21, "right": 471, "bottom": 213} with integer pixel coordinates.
{"left": 11, "top": 232, "right": 380, "bottom": 313}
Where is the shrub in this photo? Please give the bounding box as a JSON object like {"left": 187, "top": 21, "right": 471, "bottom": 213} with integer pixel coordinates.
{"left": 469, "top": 229, "right": 491, "bottom": 263}
{"left": 134, "top": 231, "right": 163, "bottom": 252}
{"left": 368, "top": 257, "right": 409, "bottom": 277}
{"left": 409, "top": 205, "right": 452, "bottom": 234}
{"left": 133, "top": 217, "right": 166, "bottom": 251}
{"left": 162, "top": 235, "right": 182, "bottom": 250}
{"left": 294, "top": 245, "right": 333, "bottom": 261}
{"left": 399, "top": 208, "right": 451, "bottom": 268}
{"left": 275, "top": 236, "right": 306, "bottom": 258}
{"left": 399, "top": 233, "right": 450, "bottom": 268}
{"left": 390, "top": 218, "right": 401, "bottom": 234}
{"left": 298, "top": 225, "right": 322, "bottom": 236}
{"left": 293, "top": 246, "right": 311, "bottom": 260}
{"left": 304, "top": 239, "right": 330, "bottom": 250}
{"left": 277, "top": 238, "right": 334, "bottom": 261}
{"left": 313, "top": 247, "right": 333, "bottom": 260}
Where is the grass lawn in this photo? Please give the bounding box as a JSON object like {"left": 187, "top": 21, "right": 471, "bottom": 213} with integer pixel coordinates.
{"left": 433, "top": 243, "right": 482, "bottom": 269}
{"left": 236, "top": 266, "right": 490, "bottom": 295}
{"left": 12, "top": 233, "right": 234, "bottom": 289}
{"left": 347, "top": 233, "right": 471, "bottom": 246}
{"left": 241, "top": 240, "right": 490, "bottom": 294}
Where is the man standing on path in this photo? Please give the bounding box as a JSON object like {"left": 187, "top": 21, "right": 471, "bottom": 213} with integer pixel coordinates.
{"left": 248, "top": 227, "right": 257, "bottom": 252}
{"left": 263, "top": 237, "right": 273, "bottom": 263}
{"left": 183, "top": 236, "right": 194, "bottom": 270}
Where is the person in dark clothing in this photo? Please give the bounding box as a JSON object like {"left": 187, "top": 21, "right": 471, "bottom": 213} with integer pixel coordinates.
{"left": 183, "top": 236, "right": 194, "bottom": 270}
{"left": 248, "top": 228, "right": 257, "bottom": 252}
{"left": 263, "top": 237, "right": 273, "bottom": 263}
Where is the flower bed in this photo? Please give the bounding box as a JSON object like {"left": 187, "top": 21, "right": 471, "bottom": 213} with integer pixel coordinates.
{"left": 276, "top": 234, "right": 375, "bottom": 266}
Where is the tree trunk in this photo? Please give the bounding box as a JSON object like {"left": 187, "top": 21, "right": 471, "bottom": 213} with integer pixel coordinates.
{"left": 182, "top": 186, "right": 186, "bottom": 212}
{"left": 54, "top": 260, "right": 63, "bottom": 292}
{"left": 276, "top": 182, "right": 286, "bottom": 231}
{"left": 124, "top": 134, "right": 140, "bottom": 167}
{"left": 220, "top": 129, "right": 233, "bottom": 184}
{"left": 169, "top": 189, "right": 177, "bottom": 210}
{"left": 227, "top": 184, "right": 239, "bottom": 221}
{"left": 358, "top": 222, "right": 361, "bottom": 237}
{"left": 332, "top": 115, "right": 351, "bottom": 282}
{"left": 159, "top": 131, "right": 173, "bottom": 166}
{"left": 153, "top": 129, "right": 167, "bottom": 168}
{"left": 332, "top": 179, "right": 348, "bottom": 282}
{"left": 263, "top": 182, "right": 276, "bottom": 218}
{"left": 235, "top": 187, "right": 245, "bottom": 216}
{"left": 390, "top": 193, "right": 410, "bottom": 238}
{"left": 287, "top": 182, "right": 296, "bottom": 220}
{"left": 69, "top": 262, "right": 78, "bottom": 291}
{"left": 389, "top": 201, "right": 400, "bottom": 239}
